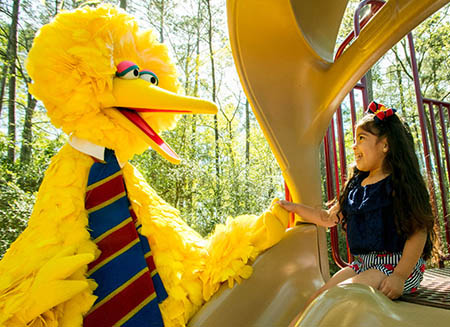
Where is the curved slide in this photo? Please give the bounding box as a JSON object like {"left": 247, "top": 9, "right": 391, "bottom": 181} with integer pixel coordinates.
{"left": 189, "top": 225, "right": 450, "bottom": 326}
{"left": 190, "top": 0, "right": 450, "bottom": 326}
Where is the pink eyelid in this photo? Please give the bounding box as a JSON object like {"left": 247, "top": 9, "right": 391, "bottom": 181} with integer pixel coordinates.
{"left": 116, "top": 61, "right": 139, "bottom": 74}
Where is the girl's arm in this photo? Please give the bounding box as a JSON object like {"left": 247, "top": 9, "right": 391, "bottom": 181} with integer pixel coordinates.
{"left": 379, "top": 229, "right": 427, "bottom": 299}
{"left": 276, "top": 200, "right": 340, "bottom": 227}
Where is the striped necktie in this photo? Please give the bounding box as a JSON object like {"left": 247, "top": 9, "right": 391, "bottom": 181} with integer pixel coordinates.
{"left": 83, "top": 149, "right": 167, "bottom": 326}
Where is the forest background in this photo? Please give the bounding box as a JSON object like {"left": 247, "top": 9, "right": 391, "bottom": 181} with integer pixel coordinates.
{"left": 0, "top": 0, "right": 449, "bottom": 271}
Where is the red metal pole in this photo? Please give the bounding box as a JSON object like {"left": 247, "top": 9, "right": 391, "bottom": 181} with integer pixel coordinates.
{"left": 437, "top": 104, "right": 450, "bottom": 186}
{"left": 353, "top": 0, "right": 386, "bottom": 36}
{"left": 428, "top": 103, "right": 450, "bottom": 252}
{"left": 330, "top": 117, "right": 341, "bottom": 197}
{"left": 324, "top": 129, "right": 334, "bottom": 201}
{"left": 349, "top": 89, "right": 357, "bottom": 138}
{"left": 336, "top": 106, "right": 347, "bottom": 186}
{"left": 284, "top": 182, "right": 295, "bottom": 228}
{"left": 408, "top": 33, "right": 434, "bottom": 187}
{"left": 325, "top": 124, "right": 349, "bottom": 268}
{"left": 447, "top": 105, "right": 450, "bottom": 129}
{"left": 334, "top": 1, "right": 385, "bottom": 61}
{"left": 407, "top": 33, "right": 440, "bottom": 231}
{"left": 353, "top": 0, "right": 386, "bottom": 109}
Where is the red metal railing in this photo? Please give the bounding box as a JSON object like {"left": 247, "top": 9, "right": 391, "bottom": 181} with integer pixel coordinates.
{"left": 422, "top": 98, "right": 450, "bottom": 264}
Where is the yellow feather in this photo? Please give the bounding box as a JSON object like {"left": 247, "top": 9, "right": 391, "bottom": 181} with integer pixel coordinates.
{"left": 0, "top": 145, "right": 96, "bottom": 326}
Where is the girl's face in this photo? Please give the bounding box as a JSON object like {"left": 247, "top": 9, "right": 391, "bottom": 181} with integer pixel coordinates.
{"left": 352, "top": 126, "right": 388, "bottom": 173}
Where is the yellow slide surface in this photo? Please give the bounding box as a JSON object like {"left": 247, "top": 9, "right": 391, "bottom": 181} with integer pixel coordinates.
{"left": 189, "top": 1, "right": 450, "bottom": 326}
{"left": 189, "top": 225, "right": 324, "bottom": 326}
{"left": 189, "top": 226, "right": 450, "bottom": 327}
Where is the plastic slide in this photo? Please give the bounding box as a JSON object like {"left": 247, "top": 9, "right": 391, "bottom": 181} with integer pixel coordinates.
{"left": 189, "top": 0, "right": 450, "bottom": 326}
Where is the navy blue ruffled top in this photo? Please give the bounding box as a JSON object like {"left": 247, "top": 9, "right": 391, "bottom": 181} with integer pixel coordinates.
{"left": 343, "top": 172, "right": 406, "bottom": 255}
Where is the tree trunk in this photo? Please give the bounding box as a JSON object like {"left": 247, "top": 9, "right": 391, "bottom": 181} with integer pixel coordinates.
{"left": 7, "top": 0, "right": 20, "bottom": 164}
{"left": 395, "top": 52, "right": 406, "bottom": 111}
{"left": 0, "top": 64, "right": 8, "bottom": 118}
{"left": 159, "top": 0, "right": 165, "bottom": 43}
{"left": 365, "top": 69, "right": 374, "bottom": 103}
{"left": 204, "top": 0, "right": 220, "bottom": 211}
{"left": 184, "top": 42, "right": 191, "bottom": 93}
{"left": 19, "top": 91, "right": 37, "bottom": 165}
{"left": 193, "top": 0, "right": 201, "bottom": 97}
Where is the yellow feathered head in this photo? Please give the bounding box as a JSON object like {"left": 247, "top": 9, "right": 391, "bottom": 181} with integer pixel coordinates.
{"left": 26, "top": 5, "right": 216, "bottom": 163}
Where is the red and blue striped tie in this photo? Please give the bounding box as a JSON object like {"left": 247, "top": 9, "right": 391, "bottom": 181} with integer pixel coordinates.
{"left": 84, "top": 148, "right": 167, "bottom": 326}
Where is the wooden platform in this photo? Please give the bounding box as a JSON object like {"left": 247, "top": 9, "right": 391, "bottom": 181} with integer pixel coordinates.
{"left": 400, "top": 267, "right": 450, "bottom": 310}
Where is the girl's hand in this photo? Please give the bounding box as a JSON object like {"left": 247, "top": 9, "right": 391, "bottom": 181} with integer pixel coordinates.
{"left": 276, "top": 200, "right": 296, "bottom": 212}
{"left": 379, "top": 273, "right": 405, "bottom": 299}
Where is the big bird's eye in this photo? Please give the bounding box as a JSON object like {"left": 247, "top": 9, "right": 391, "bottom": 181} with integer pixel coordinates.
{"left": 139, "top": 70, "right": 159, "bottom": 85}
{"left": 116, "top": 61, "right": 140, "bottom": 79}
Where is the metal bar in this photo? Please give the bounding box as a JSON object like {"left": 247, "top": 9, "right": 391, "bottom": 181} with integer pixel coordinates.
{"left": 284, "top": 182, "right": 295, "bottom": 228}
{"left": 437, "top": 104, "right": 450, "bottom": 188}
{"left": 331, "top": 116, "right": 351, "bottom": 266}
{"left": 325, "top": 124, "right": 349, "bottom": 268}
{"left": 407, "top": 34, "right": 441, "bottom": 259}
{"left": 336, "top": 106, "right": 347, "bottom": 186}
{"left": 360, "top": 76, "right": 369, "bottom": 109}
{"left": 447, "top": 105, "right": 450, "bottom": 130}
{"left": 353, "top": 0, "right": 386, "bottom": 36}
{"left": 330, "top": 117, "right": 341, "bottom": 197}
{"left": 324, "top": 129, "right": 334, "bottom": 201}
{"left": 350, "top": 90, "right": 357, "bottom": 138}
{"left": 334, "top": 1, "right": 385, "bottom": 61}
{"left": 336, "top": 102, "right": 354, "bottom": 263}
{"left": 423, "top": 98, "right": 450, "bottom": 107}
{"left": 437, "top": 104, "right": 450, "bottom": 251}
{"left": 353, "top": 0, "right": 385, "bottom": 109}
{"left": 428, "top": 103, "right": 450, "bottom": 252}
{"left": 330, "top": 226, "right": 348, "bottom": 268}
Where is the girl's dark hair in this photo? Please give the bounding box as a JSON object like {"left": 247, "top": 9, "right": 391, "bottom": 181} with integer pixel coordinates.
{"left": 338, "top": 113, "right": 435, "bottom": 260}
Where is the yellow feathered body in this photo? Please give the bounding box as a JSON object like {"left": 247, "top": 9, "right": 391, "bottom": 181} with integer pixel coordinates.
{"left": 0, "top": 145, "right": 288, "bottom": 326}
{"left": 0, "top": 5, "right": 289, "bottom": 326}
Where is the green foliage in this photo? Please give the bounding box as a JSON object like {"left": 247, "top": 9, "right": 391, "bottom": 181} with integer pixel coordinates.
{"left": 132, "top": 111, "right": 283, "bottom": 237}
{"left": 0, "top": 129, "right": 65, "bottom": 257}
{"left": 0, "top": 171, "right": 33, "bottom": 258}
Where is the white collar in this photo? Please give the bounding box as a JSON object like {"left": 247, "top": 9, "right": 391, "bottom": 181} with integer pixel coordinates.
{"left": 68, "top": 135, "right": 126, "bottom": 168}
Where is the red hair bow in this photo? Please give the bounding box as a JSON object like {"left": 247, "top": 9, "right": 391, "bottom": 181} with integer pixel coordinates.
{"left": 366, "top": 101, "right": 397, "bottom": 122}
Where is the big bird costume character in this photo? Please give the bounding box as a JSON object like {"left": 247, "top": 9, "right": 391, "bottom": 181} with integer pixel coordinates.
{"left": 0, "top": 5, "right": 289, "bottom": 327}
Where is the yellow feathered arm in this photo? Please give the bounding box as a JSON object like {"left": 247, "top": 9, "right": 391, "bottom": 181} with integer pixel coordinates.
{"left": 201, "top": 199, "right": 289, "bottom": 301}
{"left": 0, "top": 145, "right": 97, "bottom": 326}
{"left": 124, "top": 164, "right": 289, "bottom": 327}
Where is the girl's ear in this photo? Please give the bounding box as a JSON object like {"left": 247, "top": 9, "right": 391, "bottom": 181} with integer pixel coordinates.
{"left": 379, "top": 136, "right": 389, "bottom": 153}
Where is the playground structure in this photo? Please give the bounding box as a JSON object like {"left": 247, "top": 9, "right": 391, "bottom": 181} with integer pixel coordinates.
{"left": 189, "top": 0, "right": 450, "bottom": 326}
{"left": 324, "top": 1, "right": 450, "bottom": 271}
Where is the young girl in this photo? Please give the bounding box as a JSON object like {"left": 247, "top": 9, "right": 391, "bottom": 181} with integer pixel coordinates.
{"left": 279, "top": 101, "right": 435, "bottom": 311}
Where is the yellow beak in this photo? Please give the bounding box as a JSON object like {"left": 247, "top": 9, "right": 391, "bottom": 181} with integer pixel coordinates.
{"left": 108, "top": 78, "right": 217, "bottom": 164}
